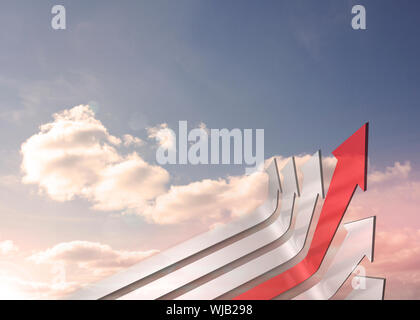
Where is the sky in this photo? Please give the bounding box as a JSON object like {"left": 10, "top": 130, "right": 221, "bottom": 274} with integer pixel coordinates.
{"left": 0, "top": 0, "right": 419, "bottom": 299}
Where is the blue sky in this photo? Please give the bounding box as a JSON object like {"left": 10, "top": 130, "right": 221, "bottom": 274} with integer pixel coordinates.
{"left": 0, "top": 0, "right": 419, "bottom": 237}
{"left": 0, "top": 0, "right": 419, "bottom": 298}
{"left": 1, "top": 0, "right": 419, "bottom": 176}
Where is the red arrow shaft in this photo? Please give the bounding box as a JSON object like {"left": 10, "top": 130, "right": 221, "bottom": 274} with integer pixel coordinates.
{"left": 234, "top": 124, "right": 368, "bottom": 300}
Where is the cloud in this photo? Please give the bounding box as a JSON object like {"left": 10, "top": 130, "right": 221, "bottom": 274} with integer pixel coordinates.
{"left": 16, "top": 107, "right": 420, "bottom": 299}
{"left": 89, "top": 153, "right": 170, "bottom": 213}
{"left": 340, "top": 160, "right": 420, "bottom": 299}
{"left": 0, "top": 273, "right": 79, "bottom": 300}
{"left": 0, "top": 240, "right": 18, "bottom": 255}
{"left": 21, "top": 106, "right": 307, "bottom": 225}
{"left": 369, "top": 161, "right": 411, "bottom": 184}
{"left": 367, "top": 228, "right": 420, "bottom": 299}
{"left": 0, "top": 239, "right": 158, "bottom": 299}
{"left": 26, "top": 106, "right": 412, "bottom": 232}
{"left": 29, "top": 240, "right": 158, "bottom": 270}
{"left": 21, "top": 108, "right": 338, "bottom": 226}
{"left": 345, "top": 165, "right": 420, "bottom": 229}
{"left": 27, "top": 240, "right": 159, "bottom": 296}
{"left": 144, "top": 172, "right": 268, "bottom": 224}
{"left": 123, "top": 134, "right": 144, "bottom": 147}
{"left": 21, "top": 105, "right": 170, "bottom": 214}
{"left": 147, "top": 123, "right": 176, "bottom": 150}
{"left": 143, "top": 154, "right": 337, "bottom": 225}
{"left": 373, "top": 228, "right": 420, "bottom": 273}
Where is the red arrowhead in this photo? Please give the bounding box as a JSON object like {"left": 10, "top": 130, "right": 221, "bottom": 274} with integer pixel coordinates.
{"left": 332, "top": 123, "right": 368, "bottom": 191}
{"left": 234, "top": 123, "right": 369, "bottom": 300}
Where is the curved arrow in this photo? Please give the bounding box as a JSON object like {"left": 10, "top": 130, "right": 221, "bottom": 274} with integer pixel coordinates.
{"left": 118, "top": 158, "right": 299, "bottom": 300}
{"left": 293, "top": 217, "right": 375, "bottom": 300}
{"left": 234, "top": 123, "right": 369, "bottom": 300}
{"left": 176, "top": 151, "right": 323, "bottom": 300}
{"left": 345, "top": 276, "right": 385, "bottom": 300}
{"left": 70, "top": 158, "right": 281, "bottom": 299}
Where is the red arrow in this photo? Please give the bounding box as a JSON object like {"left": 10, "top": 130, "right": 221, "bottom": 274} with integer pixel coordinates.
{"left": 234, "top": 123, "right": 369, "bottom": 300}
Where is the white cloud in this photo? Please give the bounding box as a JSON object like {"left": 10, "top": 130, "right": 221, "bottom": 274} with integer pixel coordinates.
{"left": 144, "top": 172, "right": 268, "bottom": 224}
{"left": 123, "top": 134, "right": 144, "bottom": 147}
{"left": 19, "top": 106, "right": 340, "bottom": 225}
{"left": 29, "top": 241, "right": 158, "bottom": 269}
{"left": 90, "top": 153, "right": 169, "bottom": 213}
{"left": 0, "top": 274, "right": 79, "bottom": 300}
{"left": 147, "top": 123, "right": 176, "bottom": 150}
{"left": 335, "top": 158, "right": 420, "bottom": 299}
{"left": 369, "top": 161, "right": 411, "bottom": 184}
{"left": 0, "top": 240, "right": 158, "bottom": 300}
{"left": 0, "top": 175, "right": 20, "bottom": 187}
{"left": 0, "top": 240, "right": 18, "bottom": 255}
{"left": 28, "top": 241, "right": 159, "bottom": 289}
{"left": 143, "top": 154, "right": 338, "bottom": 225}
{"left": 21, "top": 105, "right": 169, "bottom": 213}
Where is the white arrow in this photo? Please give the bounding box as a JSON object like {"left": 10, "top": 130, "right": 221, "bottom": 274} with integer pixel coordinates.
{"left": 119, "top": 158, "right": 299, "bottom": 300}
{"left": 293, "top": 216, "right": 375, "bottom": 300}
{"left": 177, "top": 151, "right": 324, "bottom": 300}
{"left": 345, "top": 276, "right": 385, "bottom": 300}
{"left": 70, "top": 158, "right": 281, "bottom": 299}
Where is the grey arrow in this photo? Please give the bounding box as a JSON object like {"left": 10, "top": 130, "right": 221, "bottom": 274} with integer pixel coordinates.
{"left": 119, "top": 158, "right": 299, "bottom": 300}
{"left": 293, "top": 216, "right": 375, "bottom": 300}
{"left": 69, "top": 158, "right": 281, "bottom": 299}
{"left": 177, "top": 151, "right": 323, "bottom": 300}
{"left": 345, "top": 276, "right": 385, "bottom": 300}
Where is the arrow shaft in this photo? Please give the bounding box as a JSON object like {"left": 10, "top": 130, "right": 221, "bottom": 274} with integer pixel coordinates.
{"left": 119, "top": 159, "right": 298, "bottom": 300}
{"left": 71, "top": 160, "right": 281, "bottom": 300}
{"left": 345, "top": 277, "right": 385, "bottom": 300}
{"left": 177, "top": 194, "right": 319, "bottom": 300}
{"left": 176, "top": 153, "right": 323, "bottom": 300}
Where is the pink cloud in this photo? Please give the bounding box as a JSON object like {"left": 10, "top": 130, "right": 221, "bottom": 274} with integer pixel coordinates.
{"left": 20, "top": 105, "right": 170, "bottom": 215}
{"left": 0, "top": 240, "right": 159, "bottom": 299}
{"left": 0, "top": 240, "right": 18, "bottom": 255}
{"left": 342, "top": 161, "right": 420, "bottom": 299}
{"left": 16, "top": 106, "right": 420, "bottom": 299}
{"left": 369, "top": 161, "right": 411, "bottom": 184}
{"left": 29, "top": 240, "right": 158, "bottom": 271}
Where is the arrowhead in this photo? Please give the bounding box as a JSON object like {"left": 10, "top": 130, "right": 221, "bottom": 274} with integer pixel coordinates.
{"left": 278, "top": 157, "right": 300, "bottom": 197}
{"left": 344, "top": 216, "right": 376, "bottom": 262}
{"left": 300, "top": 150, "right": 325, "bottom": 199}
{"left": 332, "top": 123, "right": 369, "bottom": 191}
{"left": 266, "top": 157, "right": 281, "bottom": 194}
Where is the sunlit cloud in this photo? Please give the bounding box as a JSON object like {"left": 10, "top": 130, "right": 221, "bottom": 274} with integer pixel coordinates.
{"left": 0, "top": 240, "right": 159, "bottom": 299}
{"left": 21, "top": 105, "right": 170, "bottom": 215}
{"left": 123, "top": 134, "right": 144, "bottom": 147}
{"left": 144, "top": 172, "right": 268, "bottom": 224}
{"left": 342, "top": 161, "right": 420, "bottom": 299}
{"left": 147, "top": 123, "right": 176, "bottom": 150}
{"left": 29, "top": 240, "right": 158, "bottom": 270}
{"left": 0, "top": 241, "right": 18, "bottom": 255}
{"left": 369, "top": 161, "right": 411, "bottom": 184}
